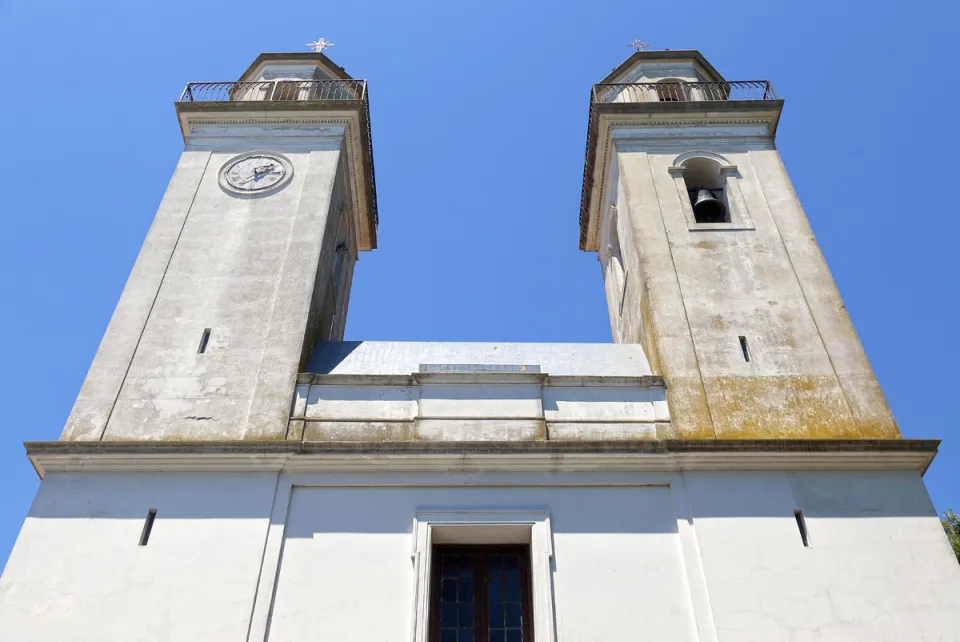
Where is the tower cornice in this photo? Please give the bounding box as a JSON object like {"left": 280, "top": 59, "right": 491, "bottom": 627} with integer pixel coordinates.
{"left": 580, "top": 98, "right": 783, "bottom": 251}
{"left": 175, "top": 92, "right": 378, "bottom": 250}
{"left": 601, "top": 50, "right": 726, "bottom": 84}
{"left": 238, "top": 52, "right": 353, "bottom": 81}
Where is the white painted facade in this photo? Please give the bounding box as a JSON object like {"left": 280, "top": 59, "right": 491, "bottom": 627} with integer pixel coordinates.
{"left": 2, "top": 50, "right": 959, "bottom": 642}
{"left": 3, "top": 468, "right": 959, "bottom": 641}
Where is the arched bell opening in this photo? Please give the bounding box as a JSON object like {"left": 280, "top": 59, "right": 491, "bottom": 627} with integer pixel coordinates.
{"left": 681, "top": 157, "right": 730, "bottom": 223}
{"left": 655, "top": 78, "right": 688, "bottom": 102}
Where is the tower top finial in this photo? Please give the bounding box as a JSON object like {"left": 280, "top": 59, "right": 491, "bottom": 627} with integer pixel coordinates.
{"left": 306, "top": 37, "right": 335, "bottom": 54}
{"left": 626, "top": 39, "right": 652, "bottom": 53}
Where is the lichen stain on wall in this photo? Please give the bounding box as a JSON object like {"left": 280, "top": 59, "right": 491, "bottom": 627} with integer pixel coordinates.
{"left": 638, "top": 291, "right": 662, "bottom": 375}
{"left": 663, "top": 377, "right": 716, "bottom": 439}
{"left": 701, "top": 375, "right": 901, "bottom": 439}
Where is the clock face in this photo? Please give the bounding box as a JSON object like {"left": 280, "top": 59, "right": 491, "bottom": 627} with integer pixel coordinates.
{"left": 221, "top": 153, "right": 291, "bottom": 194}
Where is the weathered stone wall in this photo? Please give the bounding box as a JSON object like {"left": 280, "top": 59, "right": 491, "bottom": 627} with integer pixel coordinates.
{"left": 611, "top": 146, "right": 899, "bottom": 439}
{"left": 289, "top": 373, "right": 670, "bottom": 442}
{"left": 61, "top": 145, "right": 349, "bottom": 442}
{"left": 300, "top": 152, "right": 355, "bottom": 371}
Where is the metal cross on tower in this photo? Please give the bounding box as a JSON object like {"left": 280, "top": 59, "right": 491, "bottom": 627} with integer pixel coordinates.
{"left": 307, "top": 37, "right": 335, "bottom": 53}
{"left": 626, "top": 39, "right": 652, "bottom": 52}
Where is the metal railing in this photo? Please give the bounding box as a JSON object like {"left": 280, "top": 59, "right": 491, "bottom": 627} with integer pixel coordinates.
{"left": 592, "top": 80, "right": 776, "bottom": 104}
{"left": 178, "top": 79, "right": 368, "bottom": 103}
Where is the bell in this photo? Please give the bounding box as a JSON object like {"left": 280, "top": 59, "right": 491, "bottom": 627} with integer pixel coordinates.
{"left": 692, "top": 189, "right": 727, "bottom": 223}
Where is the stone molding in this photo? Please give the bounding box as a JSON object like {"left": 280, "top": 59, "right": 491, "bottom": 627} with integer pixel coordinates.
{"left": 611, "top": 120, "right": 774, "bottom": 132}
{"left": 667, "top": 152, "right": 756, "bottom": 231}
{"left": 671, "top": 150, "right": 733, "bottom": 166}
{"left": 294, "top": 373, "right": 666, "bottom": 387}
{"left": 24, "top": 439, "right": 939, "bottom": 478}
{"left": 410, "top": 510, "right": 555, "bottom": 642}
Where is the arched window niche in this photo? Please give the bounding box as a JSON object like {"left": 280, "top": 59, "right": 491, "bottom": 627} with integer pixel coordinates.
{"left": 667, "top": 152, "right": 755, "bottom": 231}
{"left": 655, "top": 78, "right": 688, "bottom": 102}
{"left": 603, "top": 206, "right": 627, "bottom": 311}
{"left": 600, "top": 205, "right": 627, "bottom": 338}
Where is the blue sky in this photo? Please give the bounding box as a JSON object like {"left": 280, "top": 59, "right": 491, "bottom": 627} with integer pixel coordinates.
{"left": 0, "top": 0, "right": 957, "bottom": 567}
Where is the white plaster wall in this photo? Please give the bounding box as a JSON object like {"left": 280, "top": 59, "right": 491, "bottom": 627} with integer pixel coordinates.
{"left": 305, "top": 384, "right": 418, "bottom": 420}
{"left": 0, "top": 472, "right": 278, "bottom": 642}
{"left": 418, "top": 384, "right": 543, "bottom": 418}
{"left": 267, "top": 485, "right": 696, "bottom": 642}
{"left": 688, "top": 470, "right": 960, "bottom": 641}
{"left": 541, "top": 385, "right": 662, "bottom": 422}
{"left": 2, "top": 469, "right": 958, "bottom": 642}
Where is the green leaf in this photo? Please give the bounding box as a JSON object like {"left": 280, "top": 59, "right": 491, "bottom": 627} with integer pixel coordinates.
{"left": 943, "top": 509, "right": 960, "bottom": 564}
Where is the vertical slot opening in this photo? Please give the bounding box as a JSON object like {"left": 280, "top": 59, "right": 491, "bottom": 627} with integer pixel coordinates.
{"left": 197, "top": 328, "right": 211, "bottom": 354}
{"left": 139, "top": 509, "right": 157, "bottom": 546}
{"left": 794, "top": 510, "right": 809, "bottom": 547}
{"left": 739, "top": 335, "right": 750, "bottom": 362}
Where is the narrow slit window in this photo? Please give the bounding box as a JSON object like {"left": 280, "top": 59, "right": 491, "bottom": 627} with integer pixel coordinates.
{"left": 739, "top": 335, "right": 750, "bottom": 362}
{"left": 197, "top": 328, "right": 211, "bottom": 354}
{"left": 139, "top": 509, "right": 157, "bottom": 546}
{"left": 794, "top": 510, "right": 809, "bottom": 547}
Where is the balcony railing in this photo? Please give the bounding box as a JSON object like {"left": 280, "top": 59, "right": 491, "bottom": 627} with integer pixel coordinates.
{"left": 178, "top": 79, "right": 368, "bottom": 103}
{"left": 592, "top": 80, "right": 776, "bottom": 105}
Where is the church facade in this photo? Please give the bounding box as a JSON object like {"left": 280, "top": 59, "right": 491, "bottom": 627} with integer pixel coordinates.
{"left": 1, "top": 50, "right": 959, "bottom": 641}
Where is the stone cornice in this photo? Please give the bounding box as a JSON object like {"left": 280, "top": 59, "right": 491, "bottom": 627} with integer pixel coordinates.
{"left": 294, "top": 373, "right": 666, "bottom": 387}
{"left": 24, "top": 439, "right": 939, "bottom": 478}
{"left": 594, "top": 99, "right": 783, "bottom": 121}
{"left": 579, "top": 100, "right": 784, "bottom": 252}
{"left": 174, "top": 102, "right": 378, "bottom": 251}
{"left": 412, "top": 371, "right": 548, "bottom": 385}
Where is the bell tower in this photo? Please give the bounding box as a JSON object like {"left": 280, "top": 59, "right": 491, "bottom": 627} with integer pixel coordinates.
{"left": 580, "top": 49, "right": 899, "bottom": 440}
{"left": 60, "top": 51, "right": 378, "bottom": 442}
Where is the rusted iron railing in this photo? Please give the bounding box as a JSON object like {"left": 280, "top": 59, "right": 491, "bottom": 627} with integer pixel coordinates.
{"left": 592, "top": 80, "right": 776, "bottom": 104}
{"left": 178, "top": 79, "right": 368, "bottom": 102}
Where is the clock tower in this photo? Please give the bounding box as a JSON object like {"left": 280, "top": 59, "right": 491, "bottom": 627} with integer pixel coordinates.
{"left": 60, "top": 52, "right": 377, "bottom": 442}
